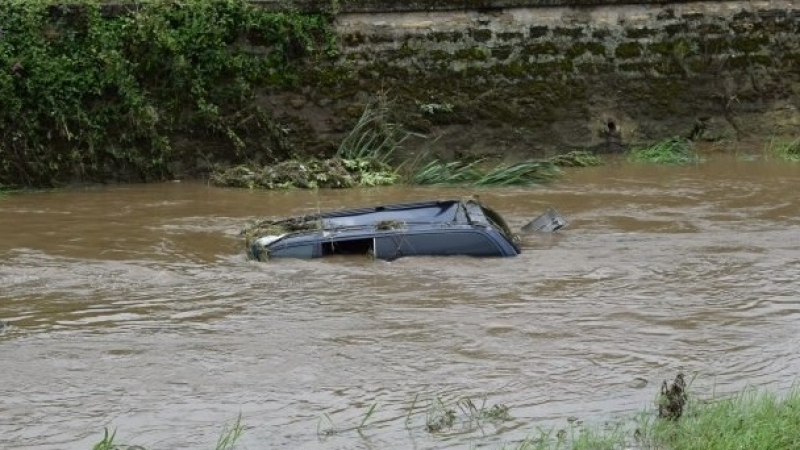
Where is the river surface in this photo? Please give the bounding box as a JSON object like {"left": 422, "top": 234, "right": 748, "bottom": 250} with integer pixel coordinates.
{"left": 2, "top": 156, "right": 800, "bottom": 450}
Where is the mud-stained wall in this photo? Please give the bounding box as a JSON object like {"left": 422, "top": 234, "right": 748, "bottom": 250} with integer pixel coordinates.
{"left": 279, "top": 0, "right": 800, "bottom": 157}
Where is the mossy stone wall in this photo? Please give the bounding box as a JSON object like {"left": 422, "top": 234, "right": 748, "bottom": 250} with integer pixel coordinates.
{"left": 287, "top": 0, "right": 800, "bottom": 158}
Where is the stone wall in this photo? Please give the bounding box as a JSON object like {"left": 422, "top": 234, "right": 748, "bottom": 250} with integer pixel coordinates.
{"left": 271, "top": 0, "right": 800, "bottom": 158}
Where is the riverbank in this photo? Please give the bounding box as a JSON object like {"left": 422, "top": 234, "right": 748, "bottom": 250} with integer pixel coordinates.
{"left": 2, "top": 0, "right": 799, "bottom": 188}
{"left": 90, "top": 380, "right": 800, "bottom": 450}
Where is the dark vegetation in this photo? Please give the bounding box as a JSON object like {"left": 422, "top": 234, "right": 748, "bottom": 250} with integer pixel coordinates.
{"left": 0, "top": 0, "right": 595, "bottom": 189}
{"left": 658, "top": 372, "right": 688, "bottom": 421}
{"left": 0, "top": 0, "right": 336, "bottom": 188}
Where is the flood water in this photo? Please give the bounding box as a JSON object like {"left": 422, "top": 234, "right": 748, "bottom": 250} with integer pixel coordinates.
{"left": 2, "top": 156, "right": 800, "bottom": 450}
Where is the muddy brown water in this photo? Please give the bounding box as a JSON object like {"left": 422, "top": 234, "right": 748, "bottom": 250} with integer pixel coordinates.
{"left": 2, "top": 156, "right": 800, "bottom": 450}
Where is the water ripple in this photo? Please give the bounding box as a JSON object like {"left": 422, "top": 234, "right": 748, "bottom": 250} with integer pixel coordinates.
{"left": 2, "top": 161, "right": 800, "bottom": 449}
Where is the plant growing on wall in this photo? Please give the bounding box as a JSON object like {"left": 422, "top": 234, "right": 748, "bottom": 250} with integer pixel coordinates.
{"left": 0, "top": 0, "right": 336, "bottom": 187}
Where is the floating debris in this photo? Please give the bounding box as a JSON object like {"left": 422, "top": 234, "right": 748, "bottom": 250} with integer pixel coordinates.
{"left": 548, "top": 150, "right": 603, "bottom": 167}
{"left": 210, "top": 157, "right": 397, "bottom": 190}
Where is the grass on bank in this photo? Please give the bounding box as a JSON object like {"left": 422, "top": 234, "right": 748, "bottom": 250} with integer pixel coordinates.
{"left": 90, "top": 384, "right": 800, "bottom": 450}
{"left": 507, "top": 384, "right": 800, "bottom": 450}
{"left": 642, "top": 385, "right": 800, "bottom": 450}
{"left": 627, "top": 137, "right": 700, "bottom": 165}
{"left": 765, "top": 136, "right": 800, "bottom": 162}
{"left": 336, "top": 96, "right": 421, "bottom": 165}
{"left": 332, "top": 99, "right": 591, "bottom": 187}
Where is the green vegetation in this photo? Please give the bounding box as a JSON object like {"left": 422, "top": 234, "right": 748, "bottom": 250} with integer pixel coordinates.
{"left": 643, "top": 386, "right": 800, "bottom": 450}
{"left": 0, "top": 0, "right": 335, "bottom": 187}
{"left": 404, "top": 150, "right": 598, "bottom": 187}
{"left": 87, "top": 381, "right": 800, "bottom": 450}
{"left": 210, "top": 98, "right": 409, "bottom": 189}
{"left": 91, "top": 428, "right": 117, "bottom": 450}
{"left": 214, "top": 414, "right": 244, "bottom": 450}
{"left": 210, "top": 157, "right": 396, "bottom": 189}
{"left": 210, "top": 148, "right": 599, "bottom": 189}
{"left": 408, "top": 159, "right": 561, "bottom": 186}
{"left": 627, "top": 137, "right": 700, "bottom": 165}
{"left": 211, "top": 97, "right": 594, "bottom": 189}
{"left": 505, "top": 425, "right": 628, "bottom": 450}
{"left": 92, "top": 414, "right": 243, "bottom": 450}
{"left": 765, "top": 136, "right": 800, "bottom": 162}
{"left": 505, "top": 380, "right": 800, "bottom": 450}
{"left": 336, "top": 97, "right": 417, "bottom": 164}
{"left": 548, "top": 150, "right": 602, "bottom": 167}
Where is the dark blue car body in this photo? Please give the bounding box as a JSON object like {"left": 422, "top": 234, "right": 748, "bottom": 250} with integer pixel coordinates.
{"left": 246, "top": 199, "right": 521, "bottom": 261}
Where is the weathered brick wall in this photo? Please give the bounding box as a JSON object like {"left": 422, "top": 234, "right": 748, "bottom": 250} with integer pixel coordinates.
{"left": 270, "top": 0, "right": 800, "bottom": 157}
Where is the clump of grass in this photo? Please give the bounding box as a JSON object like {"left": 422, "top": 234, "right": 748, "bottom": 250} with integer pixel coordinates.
{"left": 92, "top": 428, "right": 117, "bottom": 450}
{"left": 474, "top": 161, "right": 561, "bottom": 186}
{"left": 425, "top": 397, "right": 458, "bottom": 433}
{"left": 408, "top": 160, "right": 483, "bottom": 185}
{"left": 503, "top": 377, "right": 800, "bottom": 450}
{"left": 501, "top": 422, "right": 629, "bottom": 450}
{"left": 644, "top": 385, "right": 800, "bottom": 450}
{"left": 765, "top": 136, "right": 800, "bottom": 162}
{"left": 336, "top": 96, "right": 421, "bottom": 165}
{"left": 548, "top": 150, "right": 603, "bottom": 167}
{"left": 408, "top": 159, "right": 560, "bottom": 186}
{"left": 420, "top": 396, "right": 513, "bottom": 434}
{"left": 628, "top": 137, "right": 699, "bottom": 164}
{"left": 215, "top": 414, "right": 244, "bottom": 450}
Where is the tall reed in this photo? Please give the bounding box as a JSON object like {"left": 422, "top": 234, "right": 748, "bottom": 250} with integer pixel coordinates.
{"left": 336, "top": 96, "right": 421, "bottom": 165}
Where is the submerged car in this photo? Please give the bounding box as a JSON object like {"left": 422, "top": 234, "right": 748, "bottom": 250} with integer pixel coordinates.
{"left": 244, "top": 197, "right": 566, "bottom": 261}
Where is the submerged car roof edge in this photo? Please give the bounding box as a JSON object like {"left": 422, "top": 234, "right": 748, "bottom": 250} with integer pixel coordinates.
{"left": 279, "top": 199, "right": 463, "bottom": 221}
